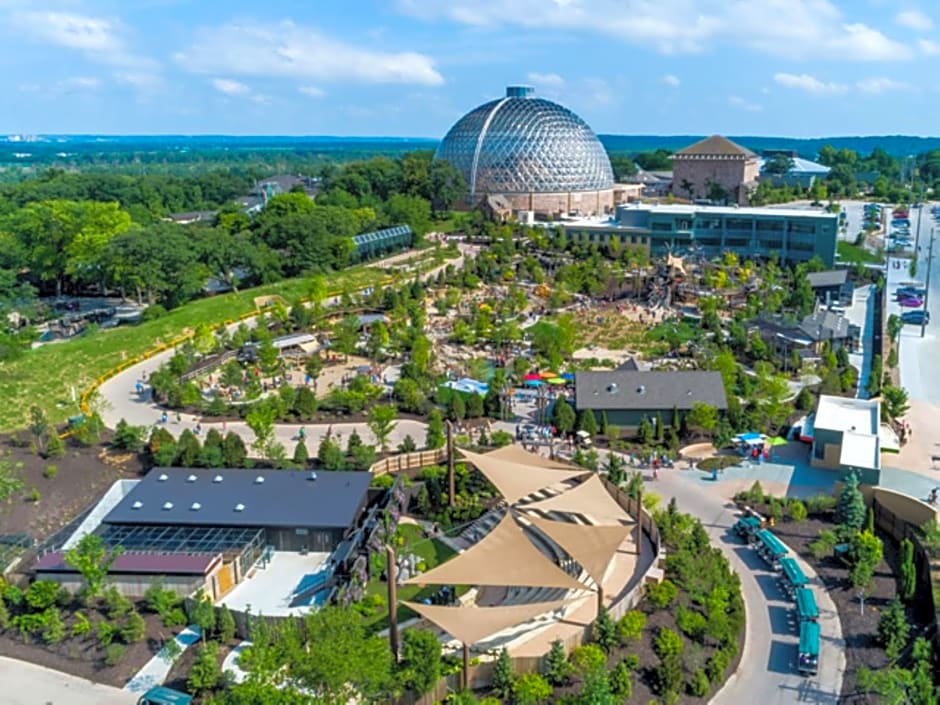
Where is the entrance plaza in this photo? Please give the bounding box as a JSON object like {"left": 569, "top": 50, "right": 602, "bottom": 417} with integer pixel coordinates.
{"left": 401, "top": 447, "right": 657, "bottom": 661}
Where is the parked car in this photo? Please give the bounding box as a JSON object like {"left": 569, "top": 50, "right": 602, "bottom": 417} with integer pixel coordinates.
{"left": 899, "top": 296, "right": 924, "bottom": 308}
{"left": 902, "top": 310, "right": 930, "bottom": 325}
{"left": 896, "top": 286, "right": 926, "bottom": 297}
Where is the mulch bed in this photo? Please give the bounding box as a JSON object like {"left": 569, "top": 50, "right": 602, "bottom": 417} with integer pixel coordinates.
{"left": 0, "top": 604, "right": 180, "bottom": 687}
{"left": 0, "top": 432, "right": 145, "bottom": 543}
{"left": 753, "top": 508, "right": 933, "bottom": 704}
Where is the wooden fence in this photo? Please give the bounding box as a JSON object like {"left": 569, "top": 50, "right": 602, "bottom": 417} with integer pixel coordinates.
{"left": 371, "top": 449, "right": 449, "bottom": 477}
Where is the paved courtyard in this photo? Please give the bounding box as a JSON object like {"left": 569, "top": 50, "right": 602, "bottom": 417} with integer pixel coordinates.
{"left": 220, "top": 551, "right": 331, "bottom": 617}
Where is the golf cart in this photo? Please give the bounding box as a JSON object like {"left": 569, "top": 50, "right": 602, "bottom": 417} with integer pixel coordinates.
{"left": 137, "top": 686, "right": 193, "bottom": 705}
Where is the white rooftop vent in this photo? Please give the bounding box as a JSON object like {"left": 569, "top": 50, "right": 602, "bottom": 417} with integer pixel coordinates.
{"left": 234, "top": 503, "right": 245, "bottom": 512}
{"left": 607, "top": 383, "right": 618, "bottom": 393}
{"left": 162, "top": 501, "right": 173, "bottom": 510}
{"left": 190, "top": 502, "right": 202, "bottom": 511}
{"left": 213, "top": 475, "right": 223, "bottom": 483}
{"left": 254, "top": 476, "right": 265, "bottom": 484}
{"left": 308, "top": 471, "right": 318, "bottom": 481}
{"left": 187, "top": 474, "right": 197, "bottom": 482}
{"left": 158, "top": 474, "right": 169, "bottom": 482}
{"left": 637, "top": 385, "right": 646, "bottom": 395}
{"left": 132, "top": 501, "right": 143, "bottom": 509}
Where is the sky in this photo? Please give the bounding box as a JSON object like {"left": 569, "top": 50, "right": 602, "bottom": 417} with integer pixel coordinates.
{"left": 3, "top": 0, "right": 940, "bottom": 137}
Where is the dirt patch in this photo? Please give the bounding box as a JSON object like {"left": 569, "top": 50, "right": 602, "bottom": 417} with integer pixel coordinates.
{"left": 0, "top": 433, "right": 145, "bottom": 544}
{"left": 0, "top": 601, "right": 181, "bottom": 688}
{"left": 752, "top": 509, "right": 933, "bottom": 704}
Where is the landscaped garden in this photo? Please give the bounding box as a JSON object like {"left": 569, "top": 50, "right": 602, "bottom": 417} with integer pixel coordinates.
{"left": 735, "top": 477, "right": 938, "bottom": 704}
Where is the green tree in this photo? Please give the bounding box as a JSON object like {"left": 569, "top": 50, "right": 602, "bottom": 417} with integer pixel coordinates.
{"left": 188, "top": 589, "right": 216, "bottom": 642}
{"left": 294, "top": 386, "right": 318, "bottom": 419}
{"left": 849, "top": 530, "right": 883, "bottom": 591}
{"left": 617, "top": 610, "right": 646, "bottom": 643}
{"left": 63, "top": 534, "right": 123, "bottom": 598}
{"left": 425, "top": 409, "right": 445, "bottom": 449}
{"left": 491, "top": 647, "right": 515, "bottom": 700}
{"left": 686, "top": 402, "right": 719, "bottom": 436}
{"left": 28, "top": 405, "right": 50, "bottom": 457}
{"left": 609, "top": 660, "right": 633, "bottom": 699}
{"left": 112, "top": 418, "right": 146, "bottom": 452}
{"left": 877, "top": 598, "right": 910, "bottom": 662}
{"left": 222, "top": 432, "right": 248, "bottom": 468}
{"left": 836, "top": 472, "right": 866, "bottom": 531}
{"left": 246, "top": 402, "right": 277, "bottom": 457}
{"left": 577, "top": 664, "right": 615, "bottom": 705}
{"left": 218, "top": 604, "right": 237, "bottom": 642}
{"left": 446, "top": 392, "right": 466, "bottom": 422}
{"left": 318, "top": 436, "right": 346, "bottom": 471}
{"left": 599, "top": 411, "right": 610, "bottom": 439}
{"left": 593, "top": 608, "right": 618, "bottom": 653}
{"left": 882, "top": 385, "right": 910, "bottom": 422}
{"left": 653, "top": 627, "right": 684, "bottom": 696}
{"left": 636, "top": 416, "right": 654, "bottom": 445}
{"left": 188, "top": 642, "right": 221, "bottom": 694}
{"left": 569, "top": 644, "right": 605, "bottom": 675}
{"left": 577, "top": 410, "right": 597, "bottom": 436}
{"left": 292, "top": 440, "right": 309, "bottom": 467}
{"left": 898, "top": 538, "right": 916, "bottom": 602}
{"left": 551, "top": 397, "right": 576, "bottom": 435}
{"left": 367, "top": 405, "right": 398, "bottom": 451}
{"left": 175, "top": 428, "right": 202, "bottom": 467}
{"left": 887, "top": 314, "right": 903, "bottom": 343}
{"left": 332, "top": 315, "right": 361, "bottom": 361}
{"left": 398, "top": 629, "right": 441, "bottom": 696}
{"left": 542, "top": 639, "right": 571, "bottom": 686}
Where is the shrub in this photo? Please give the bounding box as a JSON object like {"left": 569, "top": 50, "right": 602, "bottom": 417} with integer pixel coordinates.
{"left": 676, "top": 605, "right": 707, "bottom": 642}
{"left": 688, "top": 668, "right": 710, "bottom": 697}
{"left": 609, "top": 660, "right": 633, "bottom": 698}
{"left": 0, "top": 600, "right": 8, "bottom": 630}
{"left": 706, "top": 648, "right": 731, "bottom": 683}
{"left": 104, "top": 643, "right": 127, "bottom": 667}
{"left": 769, "top": 498, "right": 784, "bottom": 523}
{"left": 121, "top": 610, "right": 146, "bottom": 644}
{"left": 25, "top": 580, "right": 61, "bottom": 611}
{"left": 569, "top": 644, "right": 606, "bottom": 675}
{"left": 593, "top": 607, "right": 618, "bottom": 652}
{"left": 788, "top": 499, "right": 807, "bottom": 522}
{"left": 512, "top": 673, "right": 552, "bottom": 705}
{"left": 163, "top": 607, "right": 187, "bottom": 628}
{"left": 617, "top": 610, "right": 646, "bottom": 643}
{"left": 71, "top": 611, "right": 91, "bottom": 638}
{"left": 104, "top": 587, "right": 133, "bottom": 620}
{"left": 877, "top": 598, "right": 910, "bottom": 662}
{"left": 622, "top": 653, "right": 640, "bottom": 671}
{"left": 144, "top": 579, "right": 181, "bottom": 618}
{"left": 42, "top": 608, "right": 66, "bottom": 645}
{"left": 97, "top": 620, "right": 117, "bottom": 647}
{"left": 542, "top": 639, "right": 571, "bottom": 686}
{"left": 188, "top": 642, "right": 221, "bottom": 694}
{"left": 653, "top": 628, "right": 684, "bottom": 695}
{"left": 746, "top": 480, "right": 765, "bottom": 504}
{"left": 490, "top": 430, "right": 513, "bottom": 447}
{"left": 809, "top": 529, "right": 838, "bottom": 560}
{"left": 43, "top": 465, "right": 58, "bottom": 480}
{"left": 804, "top": 493, "right": 836, "bottom": 514}
{"left": 218, "top": 604, "right": 236, "bottom": 642}
{"left": 26, "top": 487, "right": 41, "bottom": 503}
{"left": 491, "top": 647, "right": 515, "bottom": 700}
{"left": 646, "top": 579, "right": 678, "bottom": 609}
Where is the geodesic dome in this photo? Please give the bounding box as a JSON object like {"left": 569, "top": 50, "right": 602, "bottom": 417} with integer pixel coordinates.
{"left": 435, "top": 86, "right": 614, "bottom": 201}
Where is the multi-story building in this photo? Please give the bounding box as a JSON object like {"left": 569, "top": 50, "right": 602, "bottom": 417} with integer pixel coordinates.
{"left": 671, "top": 135, "right": 760, "bottom": 206}
{"left": 558, "top": 203, "right": 839, "bottom": 266}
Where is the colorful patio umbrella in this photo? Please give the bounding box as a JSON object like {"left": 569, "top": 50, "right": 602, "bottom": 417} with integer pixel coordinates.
{"left": 560, "top": 373, "right": 575, "bottom": 380}
{"left": 523, "top": 373, "right": 542, "bottom": 381}
{"left": 524, "top": 379, "right": 544, "bottom": 387}
{"left": 541, "top": 371, "right": 559, "bottom": 378}
{"left": 548, "top": 377, "right": 566, "bottom": 385}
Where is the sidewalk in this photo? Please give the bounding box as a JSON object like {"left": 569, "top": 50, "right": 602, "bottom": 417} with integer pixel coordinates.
{"left": 0, "top": 656, "right": 136, "bottom": 705}
{"left": 123, "top": 626, "right": 201, "bottom": 695}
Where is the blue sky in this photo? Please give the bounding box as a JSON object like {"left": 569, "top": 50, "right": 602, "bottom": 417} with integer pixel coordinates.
{"left": 3, "top": 0, "right": 940, "bottom": 137}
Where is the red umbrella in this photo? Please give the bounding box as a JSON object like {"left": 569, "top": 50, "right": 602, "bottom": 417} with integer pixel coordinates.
{"left": 523, "top": 373, "right": 542, "bottom": 381}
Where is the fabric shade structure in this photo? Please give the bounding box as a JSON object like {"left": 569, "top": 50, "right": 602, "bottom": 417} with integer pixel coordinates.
{"left": 458, "top": 448, "right": 587, "bottom": 504}
{"left": 404, "top": 598, "right": 572, "bottom": 646}
{"left": 485, "top": 444, "right": 573, "bottom": 470}
{"left": 527, "top": 515, "right": 633, "bottom": 587}
{"left": 520, "top": 474, "right": 633, "bottom": 525}
{"left": 403, "top": 513, "right": 586, "bottom": 590}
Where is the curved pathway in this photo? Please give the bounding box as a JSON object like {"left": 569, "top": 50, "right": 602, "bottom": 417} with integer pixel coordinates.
{"left": 649, "top": 464, "right": 844, "bottom": 705}
{"left": 0, "top": 656, "right": 136, "bottom": 705}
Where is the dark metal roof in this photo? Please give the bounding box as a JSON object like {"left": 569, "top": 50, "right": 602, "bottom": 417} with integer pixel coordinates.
{"left": 34, "top": 551, "right": 219, "bottom": 575}
{"left": 806, "top": 269, "right": 848, "bottom": 288}
{"left": 798, "top": 310, "right": 850, "bottom": 341}
{"left": 103, "top": 468, "right": 372, "bottom": 530}
{"left": 574, "top": 371, "right": 727, "bottom": 412}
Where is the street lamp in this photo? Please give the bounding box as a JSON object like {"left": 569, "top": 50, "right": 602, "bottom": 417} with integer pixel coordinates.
{"left": 922, "top": 227, "right": 935, "bottom": 339}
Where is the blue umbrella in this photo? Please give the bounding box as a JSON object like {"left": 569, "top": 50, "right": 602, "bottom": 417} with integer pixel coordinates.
{"left": 560, "top": 373, "right": 575, "bottom": 380}
{"left": 524, "top": 379, "right": 544, "bottom": 387}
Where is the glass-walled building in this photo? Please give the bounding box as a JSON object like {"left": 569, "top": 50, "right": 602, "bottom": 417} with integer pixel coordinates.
{"left": 561, "top": 204, "right": 838, "bottom": 266}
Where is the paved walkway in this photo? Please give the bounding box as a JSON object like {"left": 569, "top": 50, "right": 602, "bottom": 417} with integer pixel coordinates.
{"left": 123, "top": 625, "right": 201, "bottom": 695}
{"left": 0, "top": 656, "right": 136, "bottom": 705}
{"left": 222, "top": 642, "right": 251, "bottom": 684}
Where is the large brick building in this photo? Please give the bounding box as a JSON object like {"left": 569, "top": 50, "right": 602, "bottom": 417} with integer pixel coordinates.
{"left": 671, "top": 135, "right": 760, "bottom": 206}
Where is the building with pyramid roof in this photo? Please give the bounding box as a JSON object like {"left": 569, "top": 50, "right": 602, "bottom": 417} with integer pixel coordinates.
{"left": 671, "top": 135, "right": 760, "bottom": 206}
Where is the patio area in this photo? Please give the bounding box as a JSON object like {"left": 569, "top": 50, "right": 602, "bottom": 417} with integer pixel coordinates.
{"left": 220, "top": 551, "right": 332, "bottom": 617}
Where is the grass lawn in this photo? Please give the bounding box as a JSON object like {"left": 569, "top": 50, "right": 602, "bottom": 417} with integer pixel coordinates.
{"left": 541, "top": 312, "right": 663, "bottom": 357}
{"left": 837, "top": 241, "right": 885, "bottom": 265}
{"left": 360, "top": 522, "right": 464, "bottom": 633}
{"left": 0, "top": 264, "right": 395, "bottom": 432}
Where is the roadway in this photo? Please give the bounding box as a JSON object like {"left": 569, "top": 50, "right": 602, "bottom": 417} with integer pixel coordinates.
{"left": 0, "top": 656, "right": 136, "bottom": 705}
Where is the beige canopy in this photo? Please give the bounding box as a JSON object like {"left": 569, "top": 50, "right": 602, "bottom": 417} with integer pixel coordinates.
{"left": 485, "top": 444, "right": 573, "bottom": 469}
{"left": 520, "top": 474, "right": 633, "bottom": 525}
{"left": 458, "top": 448, "right": 586, "bottom": 504}
{"left": 526, "top": 516, "right": 633, "bottom": 587}
{"left": 405, "top": 598, "right": 572, "bottom": 645}
{"left": 404, "top": 513, "right": 586, "bottom": 590}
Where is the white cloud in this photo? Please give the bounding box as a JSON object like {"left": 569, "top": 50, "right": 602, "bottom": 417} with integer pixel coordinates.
{"left": 298, "top": 85, "right": 325, "bottom": 98}
{"left": 729, "top": 95, "right": 762, "bottom": 112}
{"left": 64, "top": 76, "right": 99, "bottom": 89}
{"left": 773, "top": 72, "right": 848, "bottom": 94}
{"left": 11, "top": 10, "right": 161, "bottom": 93}
{"left": 396, "top": 0, "right": 911, "bottom": 61}
{"left": 527, "top": 72, "right": 565, "bottom": 87}
{"left": 212, "top": 78, "right": 250, "bottom": 96}
{"left": 856, "top": 77, "right": 911, "bottom": 94}
{"left": 918, "top": 38, "right": 940, "bottom": 55}
{"left": 175, "top": 21, "right": 443, "bottom": 86}
{"left": 662, "top": 74, "right": 680, "bottom": 87}
{"left": 896, "top": 9, "right": 933, "bottom": 32}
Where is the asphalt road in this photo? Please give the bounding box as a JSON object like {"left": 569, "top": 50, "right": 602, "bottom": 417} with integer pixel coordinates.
{"left": 0, "top": 656, "right": 136, "bottom": 705}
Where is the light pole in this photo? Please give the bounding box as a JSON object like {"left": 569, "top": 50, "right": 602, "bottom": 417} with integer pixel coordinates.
{"left": 922, "top": 227, "right": 935, "bottom": 339}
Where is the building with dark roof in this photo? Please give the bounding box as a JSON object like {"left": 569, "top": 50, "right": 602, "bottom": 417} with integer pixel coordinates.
{"left": 671, "top": 135, "right": 760, "bottom": 206}
{"left": 573, "top": 370, "right": 727, "bottom": 428}
{"left": 104, "top": 468, "right": 371, "bottom": 552}
{"left": 806, "top": 269, "right": 853, "bottom": 306}
{"left": 749, "top": 309, "right": 857, "bottom": 364}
